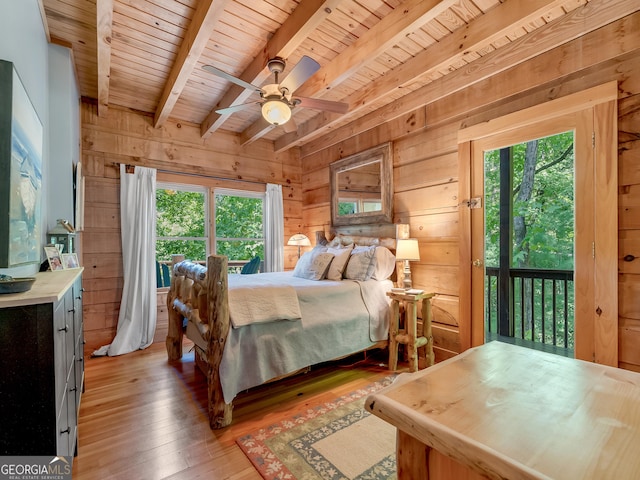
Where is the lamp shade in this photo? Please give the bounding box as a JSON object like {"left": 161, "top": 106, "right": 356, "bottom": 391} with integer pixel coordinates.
{"left": 262, "top": 99, "right": 292, "bottom": 125}
{"left": 396, "top": 238, "right": 420, "bottom": 261}
{"left": 287, "top": 233, "right": 311, "bottom": 246}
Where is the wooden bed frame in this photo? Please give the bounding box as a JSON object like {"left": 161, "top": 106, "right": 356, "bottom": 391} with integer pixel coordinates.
{"left": 165, "top": 231, "right": 397, "bottom": 429}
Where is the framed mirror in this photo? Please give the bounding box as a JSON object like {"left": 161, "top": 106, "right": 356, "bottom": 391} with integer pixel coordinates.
{"left": 330, "top": 142, "right": 393, "bottom": 226}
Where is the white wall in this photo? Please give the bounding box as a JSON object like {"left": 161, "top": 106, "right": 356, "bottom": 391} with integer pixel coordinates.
{"left": 0, "top": 0, "right": 79, "bottom": 277}
{"left": 48, "top": 43, "right": 80, "bottom": 230}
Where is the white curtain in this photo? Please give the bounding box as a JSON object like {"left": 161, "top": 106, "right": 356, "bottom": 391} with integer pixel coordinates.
{"left": 264, "top": 183, "right": 284, "bottom": 272}
{"left": 93, "top": 165, "right": 157, "bottom": 356}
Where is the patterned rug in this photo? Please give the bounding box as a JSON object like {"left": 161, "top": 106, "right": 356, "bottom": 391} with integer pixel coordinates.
{"left": 237, "top": 376, "right": 398, "bottom": 480}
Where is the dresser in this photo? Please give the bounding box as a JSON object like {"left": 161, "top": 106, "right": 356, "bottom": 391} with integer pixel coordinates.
{"left": 0, "top": 269, "right": 84, "bottom": 457}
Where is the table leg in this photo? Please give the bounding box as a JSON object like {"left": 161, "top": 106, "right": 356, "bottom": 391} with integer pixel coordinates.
{"left": 389, "top": 299, "right": 400, "bottom": 370}
{"left": 397, "top": 430, "right": 488, "bottom": 480}
{"left": 422, "top": 296, "right": 435, "bottom": 367}
{"left": 406, "top": 301, "right": 418, "bottom": 372}
{"left": 397, "top": 430, "right": 429, "bottom": 479}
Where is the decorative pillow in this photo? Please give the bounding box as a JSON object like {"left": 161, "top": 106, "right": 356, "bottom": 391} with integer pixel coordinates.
{"left": 327, "top": 234, "right": 349, "bottom": 248}
{"left": 293, "top": 249, "right": 335, "bottom": 280}
{"left": 325, "top": 245, "right": 354, "bottom": 281}
{"left": 372, "top": 247, "right": 396, "bottom": 280}
{"left": 344, "top": 245, "right": 377, "bottom": 281}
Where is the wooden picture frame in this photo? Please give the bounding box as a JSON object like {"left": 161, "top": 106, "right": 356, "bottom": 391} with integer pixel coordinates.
{"left": 62, "top": 252, "right": 79, "bottom": 269}
{"left": 44, "top": 246, "right": 64, "bottom": 271}
{"left": 330, "top": 142, "right": 393, "bottom": 226}
{"left": 0, "top": 60, "right": 44, "bottom": 267}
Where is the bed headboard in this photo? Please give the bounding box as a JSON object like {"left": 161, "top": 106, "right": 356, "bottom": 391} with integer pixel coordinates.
{"left": 316, "top": 231, "right": 396, "bottom": 251}
{"left": 316, "top": 224, "right": 398, "bottom": 251}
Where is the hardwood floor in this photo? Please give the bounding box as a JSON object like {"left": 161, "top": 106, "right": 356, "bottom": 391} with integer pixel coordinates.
{"left": 72, "top": 341, "right": 395, "bottom": 479}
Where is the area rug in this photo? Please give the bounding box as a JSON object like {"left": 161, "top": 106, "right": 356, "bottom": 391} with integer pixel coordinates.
{"left": 237, "top": 376, "right": 398, "bottom": 480}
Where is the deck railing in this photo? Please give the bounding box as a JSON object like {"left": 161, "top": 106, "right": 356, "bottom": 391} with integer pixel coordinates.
{"left": 156, "top": 258, "right": 254, "bottom": 287}
{"left": 485, "top": 267, "right": 574, "bottom": 355}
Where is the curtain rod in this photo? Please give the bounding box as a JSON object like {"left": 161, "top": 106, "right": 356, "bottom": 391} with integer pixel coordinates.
{"left": 117, "top": 162, "right": 268, "bottom": 187}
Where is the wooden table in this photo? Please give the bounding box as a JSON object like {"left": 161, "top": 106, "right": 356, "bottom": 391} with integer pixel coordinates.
{"left": 366, "top": 341, "right": 640, "bottom": 480}
{"left": 387, "top": 291, "right": 435, "bottom": 372}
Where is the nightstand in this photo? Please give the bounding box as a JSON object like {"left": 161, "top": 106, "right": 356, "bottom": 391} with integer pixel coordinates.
{"left": 387, "top": 290, "right": 435, "bottom": 372}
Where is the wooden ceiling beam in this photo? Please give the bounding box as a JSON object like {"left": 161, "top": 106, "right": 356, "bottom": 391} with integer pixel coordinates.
{"left": 293, "top": 0, "right": 639, "bottom": 157}
{"left": 275, "top": 0, "right": 569, "bottom": 151}
{"left": 153, "top": 0, "right": 228, "bottom": 128}
{"left": 241, "top": 0, "right": 457, "bottom": 144}
{"left": 239, "top": 116, "right": 275, "bottom": 146}
{"left": 200, "top": 0, "right": 344, "bottom": 138}
{"left": 96, "top": 0, "right": 113, "bottom": 117}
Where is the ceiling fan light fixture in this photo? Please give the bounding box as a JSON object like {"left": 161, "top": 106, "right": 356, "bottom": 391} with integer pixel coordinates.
{"left": 262, "top": 98, "right": 291, "bottom": 125}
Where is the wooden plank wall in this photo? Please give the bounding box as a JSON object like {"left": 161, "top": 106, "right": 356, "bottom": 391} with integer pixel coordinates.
{"left": 619, "top": 90, "right": 640, "bottom": 373}
{"left": 300, "top": 13, "right": 640, "bottom": 366}
{"left": 77, "top": 12, "right": 640, "bottom": 369}
{"left": 79, "top": 103, "right": 302, "bottom": 355}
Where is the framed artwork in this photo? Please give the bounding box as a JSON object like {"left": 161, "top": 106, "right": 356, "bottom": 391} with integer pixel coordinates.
{"left": 62, "top": 253, "right": 79, "bottom": 269}
{"left": 44, "top": 246, "right": 64, "bottom": 271}
{"left": 0, "top": 60, "right": 43, "bottom": 267}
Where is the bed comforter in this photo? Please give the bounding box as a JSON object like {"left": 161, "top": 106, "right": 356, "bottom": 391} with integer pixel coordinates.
{"left": 186, "top": 271, "right": 392, "bottom": 403}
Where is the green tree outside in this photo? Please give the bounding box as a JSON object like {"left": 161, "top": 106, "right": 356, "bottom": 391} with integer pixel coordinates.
{"left": 484, "top": 131, "right": 575, "bottom": 349}
{"left": 156, "top": 188, "right": 206, "bottom": 262}
{"left": 484, "top": 131, "right": 575, "bottom": 269}
{"left": 156, "top": 188, "right": 265, "bottom": 264}
{"left": 214, "top": 193, "right": 264, "bottom": 261}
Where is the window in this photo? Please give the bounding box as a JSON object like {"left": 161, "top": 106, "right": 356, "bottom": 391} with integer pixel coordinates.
{"left": 338, "top": 197, "right": 382, "bottom": 214}
{"left": 155, "top": 184, "right": 266, "bottom": 271}
{"left": 156, "top": 183, "right": 208, "bottom": 263}
{"left": 213, "top": 188, "right": 264, "bottom": 263}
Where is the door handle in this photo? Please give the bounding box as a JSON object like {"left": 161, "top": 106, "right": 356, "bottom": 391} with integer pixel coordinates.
{"left": 472, "top": 259, "right": 483, "bottom": 268}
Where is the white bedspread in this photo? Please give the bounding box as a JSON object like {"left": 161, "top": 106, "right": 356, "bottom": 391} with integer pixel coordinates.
{"left": 228, "top": 274, "right": 302, "bottom": 328}
{"left": 214, "top": 272, "right": 393, "bottom": 403}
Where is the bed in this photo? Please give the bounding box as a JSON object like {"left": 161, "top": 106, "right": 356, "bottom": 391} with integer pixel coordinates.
{"left": 165, "top": 232, "right": 397, "bottom": 428}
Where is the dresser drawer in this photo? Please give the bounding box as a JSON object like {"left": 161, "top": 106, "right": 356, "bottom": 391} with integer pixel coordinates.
{"left": 1, "top": 270, "right": 84, "bottom": 458}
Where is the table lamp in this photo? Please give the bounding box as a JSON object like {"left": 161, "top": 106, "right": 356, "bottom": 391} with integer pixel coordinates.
{"left": 287, "top": 233, "right": 311, "bottom": 258}
{"left": 396, "top": 238, "right": 420, "bottom": 289}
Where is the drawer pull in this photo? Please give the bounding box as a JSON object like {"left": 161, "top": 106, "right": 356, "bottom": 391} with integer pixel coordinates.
{"left": 60, "top": 427, "right": 70, "bottom": 435}
{"left": 58, "top": 325, "right": 69, "bottom": 332}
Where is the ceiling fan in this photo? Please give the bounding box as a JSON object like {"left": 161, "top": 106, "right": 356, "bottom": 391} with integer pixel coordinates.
{"left": 202, "top": 56, "right": 349, "bottom": 129}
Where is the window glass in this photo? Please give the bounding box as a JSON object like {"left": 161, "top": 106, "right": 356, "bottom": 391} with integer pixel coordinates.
{"left": 156, "top": 184, "right": 207, "bottom": 263}
{"left": 214, "top": 189, "right": 264, "bottom": 263}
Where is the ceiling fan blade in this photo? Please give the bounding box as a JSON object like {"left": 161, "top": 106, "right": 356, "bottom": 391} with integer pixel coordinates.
{"left": 279, "top": 56, "right": 320, "bottom": 94}
{"left": 202, "top": 65, "right": 262, "bottom": 93}
{"left": 282, "top": 117, "right": 297, "bottom": 133}
{"left": 215, "top": 102, "right": 261, "bottom": 115}
{"left": 295, "top": 96, "right": 349, "bottom": 114}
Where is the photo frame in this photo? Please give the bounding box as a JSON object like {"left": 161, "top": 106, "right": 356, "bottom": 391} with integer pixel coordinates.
{"left": 62, "top": 253, "right": 79, "bottom": 269}
{"left": 0, "top": 60, "right": 43, "bottom": 267}
{"left": 44, "top": 245, "right": 64, "bottom": 271}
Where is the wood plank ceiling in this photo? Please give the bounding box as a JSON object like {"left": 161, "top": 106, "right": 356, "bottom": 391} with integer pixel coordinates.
{"left": 41, "top": 0, "right": 606, "bottom": 152}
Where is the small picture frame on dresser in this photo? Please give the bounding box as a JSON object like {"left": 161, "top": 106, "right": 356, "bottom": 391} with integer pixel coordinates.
{"left": 44, "top": 245, "right": 64, "bottom": 271}
{"left": 62, "top": 253, "right": 79, "bottom": 269}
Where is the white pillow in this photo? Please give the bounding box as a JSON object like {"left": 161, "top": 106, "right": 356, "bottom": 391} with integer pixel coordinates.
{"left": 344, "top": 245, "right": 377, "bottom": 281}
{"left": 293, "top": 249, "right": 334, "bottom": 280}
{"left": 325, "top": 245, "right": 354, "bottom": 281}
{"left": 372, "top": 246, "right": 396, "bottom": 280}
